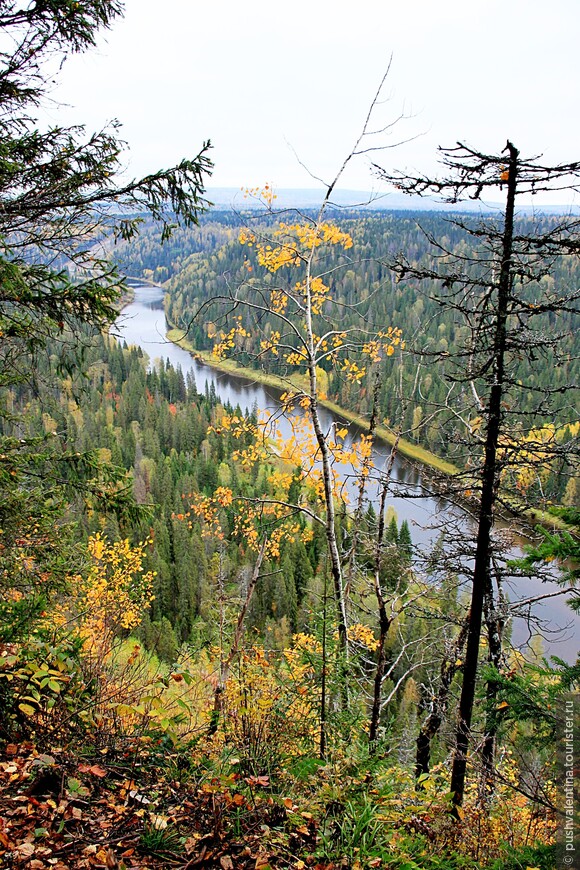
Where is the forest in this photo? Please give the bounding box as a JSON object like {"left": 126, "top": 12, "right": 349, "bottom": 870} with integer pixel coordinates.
{"left": 0, "top": 3, "right": 579, "bottom": 870}
{"left": 115, "top": 206, "right": 580, "bottom": 504}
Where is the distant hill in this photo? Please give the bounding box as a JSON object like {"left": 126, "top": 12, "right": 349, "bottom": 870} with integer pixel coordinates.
{"left": 206, "top": 186, "right": 579, "bottom": 215}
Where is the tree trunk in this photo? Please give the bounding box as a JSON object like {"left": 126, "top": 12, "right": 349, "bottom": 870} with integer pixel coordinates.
{"left": 303, "top": 231, "right": 349, "bottom": 707}
{"left": 368, "top": 428, "right": 403, "bottom": 747}
{"left": 319, "top": 571, "right": 328, "bottom": 759}
{"left": 450, "top": 141, "right": 519, "bottom": 812}
{"left": 416, "top": 618, "right": 469, "bottom": 780}
{"left": 480, "top": 571, "right": 507, "bottom": 798}
{"left": 208, "top": 538, "right": 267, "bottom": 736}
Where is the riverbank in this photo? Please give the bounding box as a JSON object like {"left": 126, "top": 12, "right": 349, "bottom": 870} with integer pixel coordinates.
{"left": 166, "top": 327, "right": 574, "bottom": 535}
{"left": 166, "top": 327, "right": 459, "bottom": 477}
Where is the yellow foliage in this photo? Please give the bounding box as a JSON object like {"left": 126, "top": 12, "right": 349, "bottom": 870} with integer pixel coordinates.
{"left": 240, "top": 221, "right": 353, "bottom": 276}
{"left": 348, "top": 759, "right": 557, "bottom": 865}
{"left": 219, "top": 643, "right": 320, "bottom": 768}
{"left": 498, "top": 422, "right": 572, "bottom": 495}
{"left": 347, "top": 622, "right": 379, "bottom": 651}
{"left": 56, "top": 534, "right": 155, "bottom": 651}
{"left": 341, "top": 358, "right": 366, "bottom": 382}
{"left": 211, "top": 316, "right": 249, "bottom": 360}
{"left": 187, "top": 470, "right": 310, "bottom": 557}
{"left": 241, "top": 184, "right": 278, "bottom": 207}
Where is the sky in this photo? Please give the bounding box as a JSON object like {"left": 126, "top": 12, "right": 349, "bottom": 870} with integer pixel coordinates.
{"left": 47, "top": 0, "right": 580, "bottom": 205}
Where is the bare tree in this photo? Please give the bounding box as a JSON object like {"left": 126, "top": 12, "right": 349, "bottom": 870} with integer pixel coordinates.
{"left": 375, "top": 141, "right": 580, "bottom": 809}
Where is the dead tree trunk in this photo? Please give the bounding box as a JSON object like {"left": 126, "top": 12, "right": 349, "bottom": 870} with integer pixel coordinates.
{"left": 208, "top": 537, "right": 267, "bottom": 736}
{"left": 479, "top": 569, "right": 507, "bottom": 798}
{"left": 450, "top": 142, "right": 518, "bottom": 811}
{"left": 415, "top": 618, "right": 469, "bottom": 780}
{"left": 368, "top": 428, "right": 403, "bottom": 748}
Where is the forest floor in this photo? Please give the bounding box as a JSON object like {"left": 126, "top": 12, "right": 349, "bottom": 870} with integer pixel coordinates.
{"left": 0, "top": 731, "right": 559, "bottom": 870}
{"left": 0, "top": 742, "right": 311, "bottom": 869}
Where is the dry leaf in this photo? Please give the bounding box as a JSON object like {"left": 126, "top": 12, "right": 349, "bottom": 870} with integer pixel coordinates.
{"left": 17, "top": 842, "right": 35, "bottom": 857}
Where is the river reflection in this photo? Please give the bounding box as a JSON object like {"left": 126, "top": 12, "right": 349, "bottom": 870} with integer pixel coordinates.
{"left": 112, "top": 285, "right": 579, "bottom": 660}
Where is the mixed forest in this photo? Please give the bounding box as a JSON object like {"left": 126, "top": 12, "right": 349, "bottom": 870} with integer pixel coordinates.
{"left": 0, "top": 3, "right": 579, "bottom": 870}
{"left": 116, "top": 208, "right": 580, "bottom": 504}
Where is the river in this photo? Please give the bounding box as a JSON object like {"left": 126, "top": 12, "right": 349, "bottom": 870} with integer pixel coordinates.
{"left": 113, "top": 284, "right": 579, "bottom": 661}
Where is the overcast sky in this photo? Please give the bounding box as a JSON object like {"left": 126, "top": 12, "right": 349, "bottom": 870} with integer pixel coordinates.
{"left": 48, "top": 0, "right": 580, "bottom": 203}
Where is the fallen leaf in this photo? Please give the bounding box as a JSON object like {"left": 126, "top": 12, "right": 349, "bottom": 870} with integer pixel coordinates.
{"left": 149, "top": 813, "right": 168, "bottom": 830}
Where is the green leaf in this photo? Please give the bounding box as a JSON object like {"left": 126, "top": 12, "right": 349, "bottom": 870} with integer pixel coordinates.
{"left": 18, "top": 702, "right": 36, "bottom": 716}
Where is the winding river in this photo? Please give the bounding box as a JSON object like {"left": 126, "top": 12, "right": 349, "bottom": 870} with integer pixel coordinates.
{"left": 113, "top": 284, "right": 579, "bottom": 661}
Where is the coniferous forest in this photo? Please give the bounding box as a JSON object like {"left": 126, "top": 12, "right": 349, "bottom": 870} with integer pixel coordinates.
{"left": 0, "top": 4, "right": 578, "bottom": 869}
